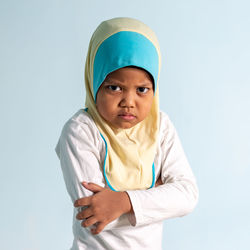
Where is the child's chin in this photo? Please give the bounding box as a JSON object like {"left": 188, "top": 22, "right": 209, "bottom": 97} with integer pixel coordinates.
{"left": 110, "top": 121, "right": 135, "bottom": 129}
{"left": 117, "top": 121, "right": 139, "bottom": 129}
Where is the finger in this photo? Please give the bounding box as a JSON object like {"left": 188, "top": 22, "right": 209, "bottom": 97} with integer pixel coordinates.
{"left": 91, "top": 222, "right": 106, "bottom": 235}
{"left": 74, "top": 196, "right": 91, "bottom": 207}
{"left": 81, "top": 182, "right": 104, "bottom": 193}
{"left": 81, "top": 216, "right": 98, "bottom": 228}
{"left": 155, "top": 176, "right": 163, "bottom": 187}
{"left": 76, "top": 207, "right": 93, "bottom": 220}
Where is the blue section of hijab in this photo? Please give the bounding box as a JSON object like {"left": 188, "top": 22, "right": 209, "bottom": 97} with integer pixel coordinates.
{"left": 93, "top": 31, "right": 159, "bottom": 101}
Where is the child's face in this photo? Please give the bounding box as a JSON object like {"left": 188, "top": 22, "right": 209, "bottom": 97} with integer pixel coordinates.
{"left": 96, "top": 67, "right": 154, "bottom": 129}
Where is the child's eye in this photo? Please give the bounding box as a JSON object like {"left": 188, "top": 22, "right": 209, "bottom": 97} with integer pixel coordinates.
{"left": 106, "top": 85, "right": 122, "bottom": 92}
{"left": 137, "top": 87, "right": 149, "bottom": 93}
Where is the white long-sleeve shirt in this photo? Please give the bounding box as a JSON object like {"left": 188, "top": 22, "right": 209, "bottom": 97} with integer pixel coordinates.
{"left": 55, "top": 109, "right": 198, "bottom": 250}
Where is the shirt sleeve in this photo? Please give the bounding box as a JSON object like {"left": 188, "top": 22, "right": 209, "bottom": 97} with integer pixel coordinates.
{"left": 126, "top": 114, "right": 199, "bottom": 227}
{"left": 55, "top": 116, "right": 132, "bottom": 230}
{"left": 55, "top": 119, "right": 105, "bottom": 203}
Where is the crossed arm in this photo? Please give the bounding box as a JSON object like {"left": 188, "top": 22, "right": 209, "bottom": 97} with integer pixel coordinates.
{"left": 56, "top": 114, "right": 198, "bottom": 236}
{"left": 74, "top": 177, "right": 163, "bottom": 234}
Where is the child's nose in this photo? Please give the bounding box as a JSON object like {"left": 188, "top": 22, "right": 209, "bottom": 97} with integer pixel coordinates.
{"left": 120, "top": 92, "right": 135, "bottom": 108}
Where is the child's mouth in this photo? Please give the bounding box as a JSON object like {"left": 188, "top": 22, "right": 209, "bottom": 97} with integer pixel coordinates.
{"left": 118, "top": 114, "right": 136, "bottom": 121}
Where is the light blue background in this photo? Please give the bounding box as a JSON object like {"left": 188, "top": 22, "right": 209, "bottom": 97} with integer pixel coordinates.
{"left": 1, "top": 0, "right": 249, "bottom": 249}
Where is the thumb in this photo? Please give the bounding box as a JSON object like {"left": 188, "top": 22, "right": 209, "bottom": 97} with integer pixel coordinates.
{"left": 81, "top": 182, "right": 104, "bottom": 193}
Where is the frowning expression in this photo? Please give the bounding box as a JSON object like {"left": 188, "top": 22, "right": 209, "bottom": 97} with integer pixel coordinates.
{"left": 96, "top": 67, "right": 154, "bottom": 129}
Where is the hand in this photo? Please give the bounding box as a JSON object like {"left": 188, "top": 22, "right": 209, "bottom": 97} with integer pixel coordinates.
{"left": 74, "top": 182, "right": 132, "bottom": 234}
{"left": 155, "top": 174, "right": 163, "bottom": 187}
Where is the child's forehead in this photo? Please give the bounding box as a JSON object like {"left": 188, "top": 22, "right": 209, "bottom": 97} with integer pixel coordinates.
{"left": 103, "top": 67, "right": 154, "bottom": 85}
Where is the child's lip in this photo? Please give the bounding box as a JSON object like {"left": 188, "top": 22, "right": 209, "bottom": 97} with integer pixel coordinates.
{"left": 118, "top": 113, "right": 136, "bottom": 120}
{"left": 118, "top": 112, "right": 136, "bottom": 117}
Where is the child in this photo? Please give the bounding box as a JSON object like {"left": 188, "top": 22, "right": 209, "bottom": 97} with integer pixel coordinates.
{"left": 55, "top": 17, "right": 198, "bottom": 250}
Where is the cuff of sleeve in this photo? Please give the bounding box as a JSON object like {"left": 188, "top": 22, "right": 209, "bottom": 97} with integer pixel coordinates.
{"left": 125, "top": 190, "right": 144, "bottom": 227}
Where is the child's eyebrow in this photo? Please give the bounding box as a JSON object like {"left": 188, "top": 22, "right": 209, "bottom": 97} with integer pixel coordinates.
{"left": 103, "top": 79, "right": 119, "bottom": 85}
{"left": 103, "top": 79, "right": 153, "bottom": 87}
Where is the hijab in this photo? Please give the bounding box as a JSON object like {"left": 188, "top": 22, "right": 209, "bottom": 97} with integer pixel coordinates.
{"left": 84, "top": 17, "right": 161, "bottom": 191}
